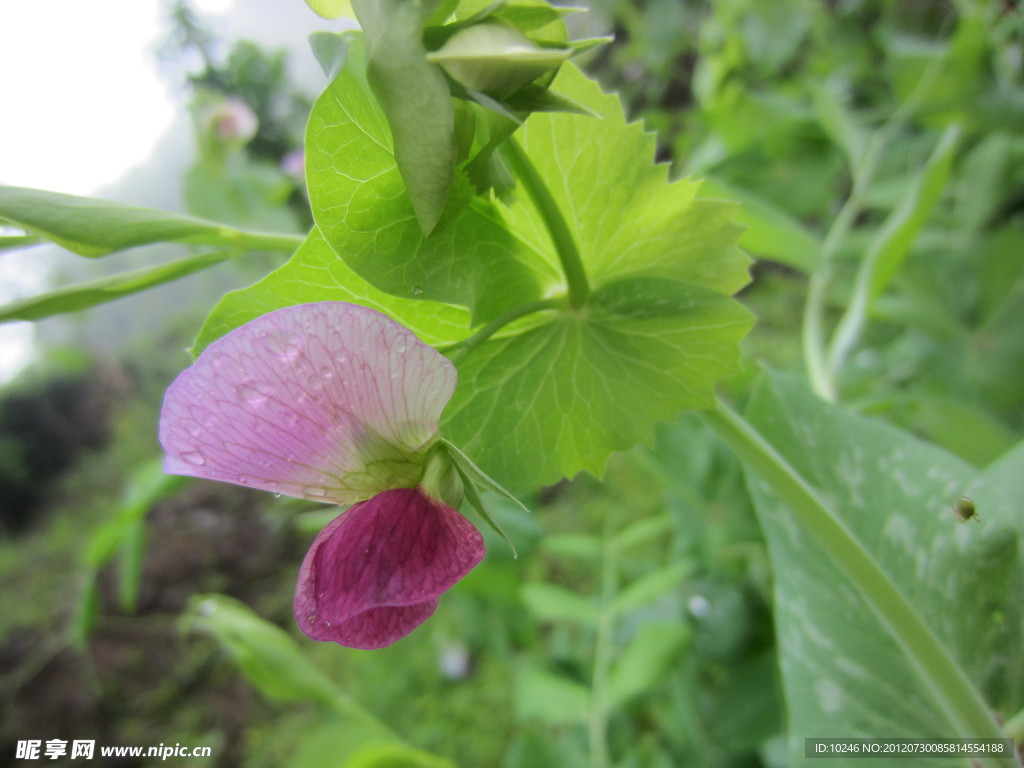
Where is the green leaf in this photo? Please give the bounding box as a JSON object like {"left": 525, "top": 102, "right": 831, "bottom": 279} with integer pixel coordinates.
{"left": 309, "top": 31, "right": 351, "bottom": 80}
{"left": 306, "top": 39, "right": 556, "bottom": 323}
{"left": 605, "top": 623, "right": 691, "bottom": 709}
{"left": 185, "top": 594, "right": 350, "bottom": 711}
{"left": 827, "top": 125, "right": 960, "bottom": 374}
{"left": 0, "top": 186, "right": 301, "bottom": 257}
{"left": 303, "top": 59, "right": 749, "bottom": 491}
{"left": 612, "top": 514, "right": 673, "bottom": 549}
{"left": 345, "top": 743, "right": 455, "bottom": 768}
{"left": 541, "top": 533, "right": 602, "bottom": 561}
{"left": 520, "top": 582, "right": 599, "bottom": 624}
{"left": 611, "top": 561, "right": 692, "bottom": 615}
{"left": 698, "top": 176, "right": 821, "bottom": 272}
{"left": 501, "top": 64, "right": 750, "bottom": 295}
{"left": 193, "top": 228, "right": 469, "bottom": 354}
{"left": 0, "top": 251, "right": 231, "bottom": 324}
{"left": 811, "top": 82, "right": 867, "bottom": 170}
{"left": 303, "top": 0, "right": 354, "bottom": 19}
{"left": 84, "top": 458, "right": 188, "bottom": 568}
{"left": 352, "top": 0, "right": 459, "bottom": 235}
{"left": 443, "top": 278, "right": 752, "bottom": 490}
{"left": 744, "top": 374, "right": 1024, "bottom": 764}
{"left": 117, "top": 519, "right": 146, "bottom": 613}
{"left": 515, "top": 662, "right": 590, "bottom": 724}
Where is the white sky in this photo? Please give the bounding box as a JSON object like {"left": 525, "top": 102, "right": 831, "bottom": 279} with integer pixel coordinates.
{"left": 0, "top": 0, "right": 234, "bottom": 381}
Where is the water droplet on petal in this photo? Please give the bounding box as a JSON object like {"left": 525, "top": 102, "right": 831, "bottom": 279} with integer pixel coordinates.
{"left": 308, "top": 373, "right": 323, "bottom": 390}
{"left": 395, "top": 338, "right": 408, "bottom": 354}
{"left": 267, "top": 330, "right": 303, "bottom": 361}
{"left": 185, "top": 421, "right": 202, "bottom": 436}
{"left": 306, "top": 487, "right": 326, "bottom": 498}
{"left": 237, "top": 380, "right": 268, "bottom": 405}
{"left": 181, "top": 451, "right": 206, "bottom": 466}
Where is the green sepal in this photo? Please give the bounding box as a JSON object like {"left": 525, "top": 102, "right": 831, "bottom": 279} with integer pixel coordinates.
{"left": 501, "top": 84, "right": 598, "bottom": 116}
{"left": 441, "top": 437, "right": 528, "bottom": 556}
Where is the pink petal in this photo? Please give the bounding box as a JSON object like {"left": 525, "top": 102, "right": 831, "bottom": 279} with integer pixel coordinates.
{"left": 294, "top": 487, "right": 485, "bottom": 649}
{"left": 159, "top": 302, "right": 456, "bottom": 504}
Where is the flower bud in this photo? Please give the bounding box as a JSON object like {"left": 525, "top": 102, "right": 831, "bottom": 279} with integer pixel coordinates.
{"left": 427, "top": 23, "right": 570, "bottom": 99}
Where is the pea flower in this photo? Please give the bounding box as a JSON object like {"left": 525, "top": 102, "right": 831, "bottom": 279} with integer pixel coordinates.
{"left": 159, "top": 302, "right": 485, "bottom": 649}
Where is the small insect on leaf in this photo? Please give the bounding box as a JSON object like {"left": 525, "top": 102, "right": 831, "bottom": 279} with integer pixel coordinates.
{"left": 952, "top": 496, "right": 979, "bottom": 523}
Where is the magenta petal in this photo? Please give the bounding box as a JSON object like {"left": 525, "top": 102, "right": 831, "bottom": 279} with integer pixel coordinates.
{"left": 159, "top": 303, "right": 456, "bottom": 504}
{"left": 294, "top": 487, "right": 485, "bottom": 649}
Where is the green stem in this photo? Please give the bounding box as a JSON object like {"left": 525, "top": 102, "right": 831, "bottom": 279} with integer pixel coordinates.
{"left": 1003, "top": 707, "right": 1024, "bottom": 744}
{"left": 0, "top": 233, "right": 43, "bottom": 253}
{"left": 443, "top": 298, "right": 563, "bottom": 364}
{"left": 802, "top": 128, "right": 886, "bottom": 402}
{"left": 213, "top": 227, "right": 305, "bottom": 253}
{"left": 825, "top": 125, "right": 960, "bottom": 381}
{"left": 499, "top": 138, "right": 590, "bottom": 308}
{"left": 804, "top": 53, "right": 948, "bottom": 402}
{"left": 699, "top": 403, "right": 1013, "bottom": 768}
{"left": 588, "top": 516, "right": 617, "bottom": 768}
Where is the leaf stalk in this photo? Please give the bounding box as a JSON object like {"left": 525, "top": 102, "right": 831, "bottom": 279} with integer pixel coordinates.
{"left": 500, "top": 138, "right": 590, "bottom": 308}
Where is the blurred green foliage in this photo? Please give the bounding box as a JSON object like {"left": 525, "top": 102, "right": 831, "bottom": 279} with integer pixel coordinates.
{"left": 1, "top": 0, "right": 1022, "bottom": 766}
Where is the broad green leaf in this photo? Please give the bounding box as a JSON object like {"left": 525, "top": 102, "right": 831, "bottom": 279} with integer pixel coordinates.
{"left": 193, "top": 228, "right": 469, "bottom": 354}
{"left": 605, "top": 623, "right": 691, "bottom": 709}
{"left": 0, "top": 251, "right": 231, "bottom": 324}
{"left": 520, "top": 582, "right": 599, "bottom": 624}
{"left": 443, "top": 278, "right": 752, "bottom": 490}
{"left": 185, "top": 594, "right": 350, "bottom": 711}
{"left": 501, "top": 64, "right": 750, "bottom": 294}
{"left": 744, "top": 374, "right": 1024, "bottom": 765}
{"left": 353, "top": 0, "right": 458, "bottom": 235}
{"left": 515, "top": 662, "right": 590, "bottom": 724}
{"left": 306, "top": 40, "right": 557, "bottom": 323}
{"left": 698, "top": 176, "right": 821, "bottom": 272}
{"left": 302, "top": 56, "right": 749, "bottom": 490}
{"left": 0, "top": 186, "right": 301, "bottom": 257}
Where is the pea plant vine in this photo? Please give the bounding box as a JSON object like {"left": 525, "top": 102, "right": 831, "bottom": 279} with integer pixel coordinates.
{"left": 2, "top": 1, "right": 1022, "bottom": 766}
